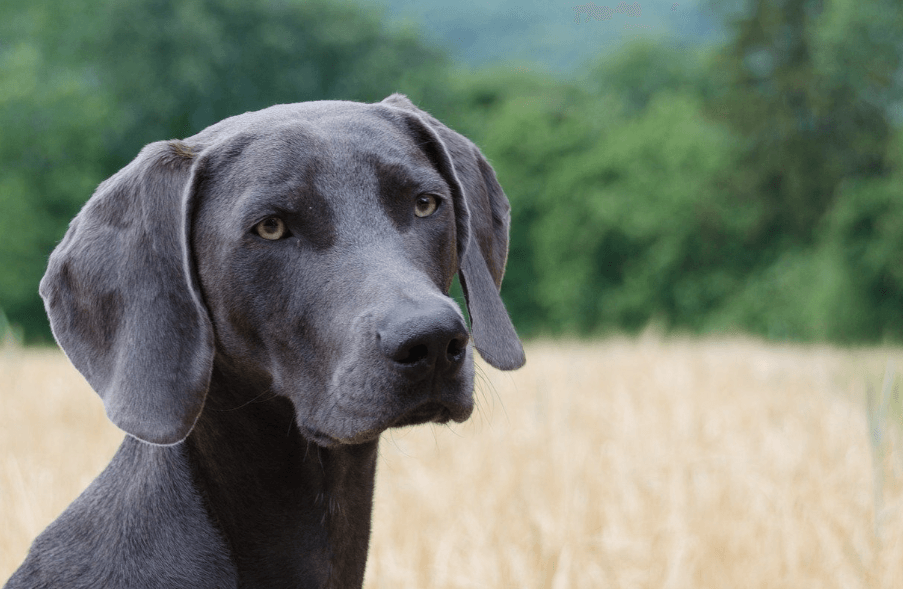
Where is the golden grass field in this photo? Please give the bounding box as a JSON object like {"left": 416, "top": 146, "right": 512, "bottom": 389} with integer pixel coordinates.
{"left": 3, "top": 336, "right": 903, "bottom": 588}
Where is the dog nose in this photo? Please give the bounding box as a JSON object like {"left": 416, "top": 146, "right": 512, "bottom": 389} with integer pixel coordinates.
{"left": 378, "top": 300, "right": 469, "bottom": 377}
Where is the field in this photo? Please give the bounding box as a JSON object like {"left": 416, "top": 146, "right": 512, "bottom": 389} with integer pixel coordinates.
{"left": 3, "top": 336, "right": 903, "bottom": 588}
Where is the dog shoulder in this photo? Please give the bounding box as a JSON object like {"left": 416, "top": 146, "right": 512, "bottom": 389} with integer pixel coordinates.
{"left": 4, "top": 438, "right": 237, "bottom": 589}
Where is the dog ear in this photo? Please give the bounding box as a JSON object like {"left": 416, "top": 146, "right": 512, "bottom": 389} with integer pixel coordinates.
{"left": 40, "top": 141, "right": 214, "bottom": 445}
{"left": 381, "top": 94, "right": 525, "bottom": 370}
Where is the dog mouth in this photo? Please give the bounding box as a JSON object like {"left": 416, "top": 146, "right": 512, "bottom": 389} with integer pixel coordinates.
{"left": 299, "top": 385, "right": 474, "bottom": 446}
{"left": 390, "top": 401, "right": 452, "bottom": 428}
{"left": 297, "top": 424, "right": 346, "bottom": 447}
{"left": 321, "top": 401, "right": 465, "bottom": 445}
{"left": 300, "top": 399, "right": 469, "bottom": 446}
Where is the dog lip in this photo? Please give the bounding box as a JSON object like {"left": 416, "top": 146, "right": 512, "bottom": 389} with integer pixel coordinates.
{"left": 331, "top": 398, "right": 472, "bottom": 443}
{"left": 390, "top": 401, "right": 453, "bottom": 428}
{"left": 297, "top": 424, "right": 343, "bottom": 448}
{"left": 333, "top": 428, "right": 383, "bottom": 445}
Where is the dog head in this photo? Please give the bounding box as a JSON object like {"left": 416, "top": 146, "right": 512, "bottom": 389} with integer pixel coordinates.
{"left": 40, "top": 95, "right": 524, "bottom": 446}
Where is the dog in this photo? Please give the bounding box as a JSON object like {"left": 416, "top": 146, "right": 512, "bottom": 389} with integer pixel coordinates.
{"left": 5, "top": 94, "right": 524, "bottom": 589}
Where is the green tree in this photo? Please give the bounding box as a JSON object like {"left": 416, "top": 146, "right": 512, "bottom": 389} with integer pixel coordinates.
{"left": 0, "top": 41, "right": 110, "bottom": 339}
{"left": 0, "top": 0, "right": 448, "bottom": 340}
{"left": 709, "top": 0, "right": 903, "bottom": 242}
{"left": 435, "top": 47, "right": 739, "bottom": 337}
{"left": 80, "top": 0, "right": 447, "bottom": 168}
{"left": 532, "top": 91, "right": 745, "bottom": 334}
{"left": 701, "top": 0, "right": 903, "bottom": 341}
{"left": 429, "top": 67, "right": 612, "bottom": 336}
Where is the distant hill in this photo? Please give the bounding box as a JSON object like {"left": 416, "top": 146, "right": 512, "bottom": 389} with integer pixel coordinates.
{"left": 363, "top": 0, "right": 724, "bottom": 74}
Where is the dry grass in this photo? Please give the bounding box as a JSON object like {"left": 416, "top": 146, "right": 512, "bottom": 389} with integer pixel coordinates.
{"left": 3, "top": 336, "right": 903, "bottom": 587}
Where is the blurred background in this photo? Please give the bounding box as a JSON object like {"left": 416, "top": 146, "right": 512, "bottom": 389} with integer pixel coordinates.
{"left": 1, "top": 0, "right": 901, "bottom": 345}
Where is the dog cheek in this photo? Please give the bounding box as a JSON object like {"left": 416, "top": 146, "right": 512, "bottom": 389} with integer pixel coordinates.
{"left": 406, "top": 217, "right": 458, "bottom": 293}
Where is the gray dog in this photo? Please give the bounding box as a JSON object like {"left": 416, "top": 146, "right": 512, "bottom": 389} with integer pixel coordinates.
{"left": 5, "top": 94, "right": 524, "bottom": 589}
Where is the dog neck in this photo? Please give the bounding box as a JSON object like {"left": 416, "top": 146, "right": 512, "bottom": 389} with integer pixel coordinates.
{"left": 185, "top": 365, "right": 378, "bottom": 589}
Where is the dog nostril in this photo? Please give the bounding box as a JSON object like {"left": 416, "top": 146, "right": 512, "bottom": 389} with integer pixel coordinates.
{"left": 397, "top": 344, "right": 429, "bottom": 365}
{"left": 446, "top": 337, "right": 466, "bottom": 361}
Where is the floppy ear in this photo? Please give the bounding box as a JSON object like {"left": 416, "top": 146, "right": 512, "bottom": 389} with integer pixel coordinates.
{"left": 39, "top": 141, "right": 214, "bottom": 445}
{"left": 382, "top": 94, "right": 525, "bottom": 370}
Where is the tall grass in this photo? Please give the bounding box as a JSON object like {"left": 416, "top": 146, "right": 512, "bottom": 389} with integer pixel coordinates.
{"left": 2, "top": 336, "right": 902, "bottom": 588}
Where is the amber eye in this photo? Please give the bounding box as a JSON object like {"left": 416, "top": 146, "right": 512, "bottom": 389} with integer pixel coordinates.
{"left": 255, "top": 216, "right": 286, "bottom": 240}
{"left": 414, "top": 194, "right": 439, "bottom": 218}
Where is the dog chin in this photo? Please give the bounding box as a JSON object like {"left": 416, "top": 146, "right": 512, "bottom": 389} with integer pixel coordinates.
{"left": 295, "top": 416, "right": 387, "bottom": 448}
{"left": 302, "top": 398, "right": 474, "bottom": 447}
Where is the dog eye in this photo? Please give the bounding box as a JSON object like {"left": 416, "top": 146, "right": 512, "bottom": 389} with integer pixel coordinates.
{"left": 255, "top": 216, "right": 287, "bottom": 240}
{"left": 414, "top": 194, "right": 439, "bottom": 218}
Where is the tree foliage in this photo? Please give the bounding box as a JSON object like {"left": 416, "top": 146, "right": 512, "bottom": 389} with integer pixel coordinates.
{"left": 1, "top": 0, "right": 901, "bottom": 344}
{"left": 709, "top": 0, "right": 902, "bottom": 241}
{"left": 0, "top": 0, "right": 447, "bottom": 340}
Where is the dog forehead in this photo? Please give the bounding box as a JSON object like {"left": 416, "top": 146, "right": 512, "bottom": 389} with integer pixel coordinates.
{"left": 195, "top": 100, "right": 427, "bottom": 158}
{"left": 228, "top": 103, "right": 435, "bottom": 179}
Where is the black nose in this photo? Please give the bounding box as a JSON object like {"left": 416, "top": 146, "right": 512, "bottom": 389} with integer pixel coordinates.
{"left": 378, "top": 300, "right": 469, "bottom": 378}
